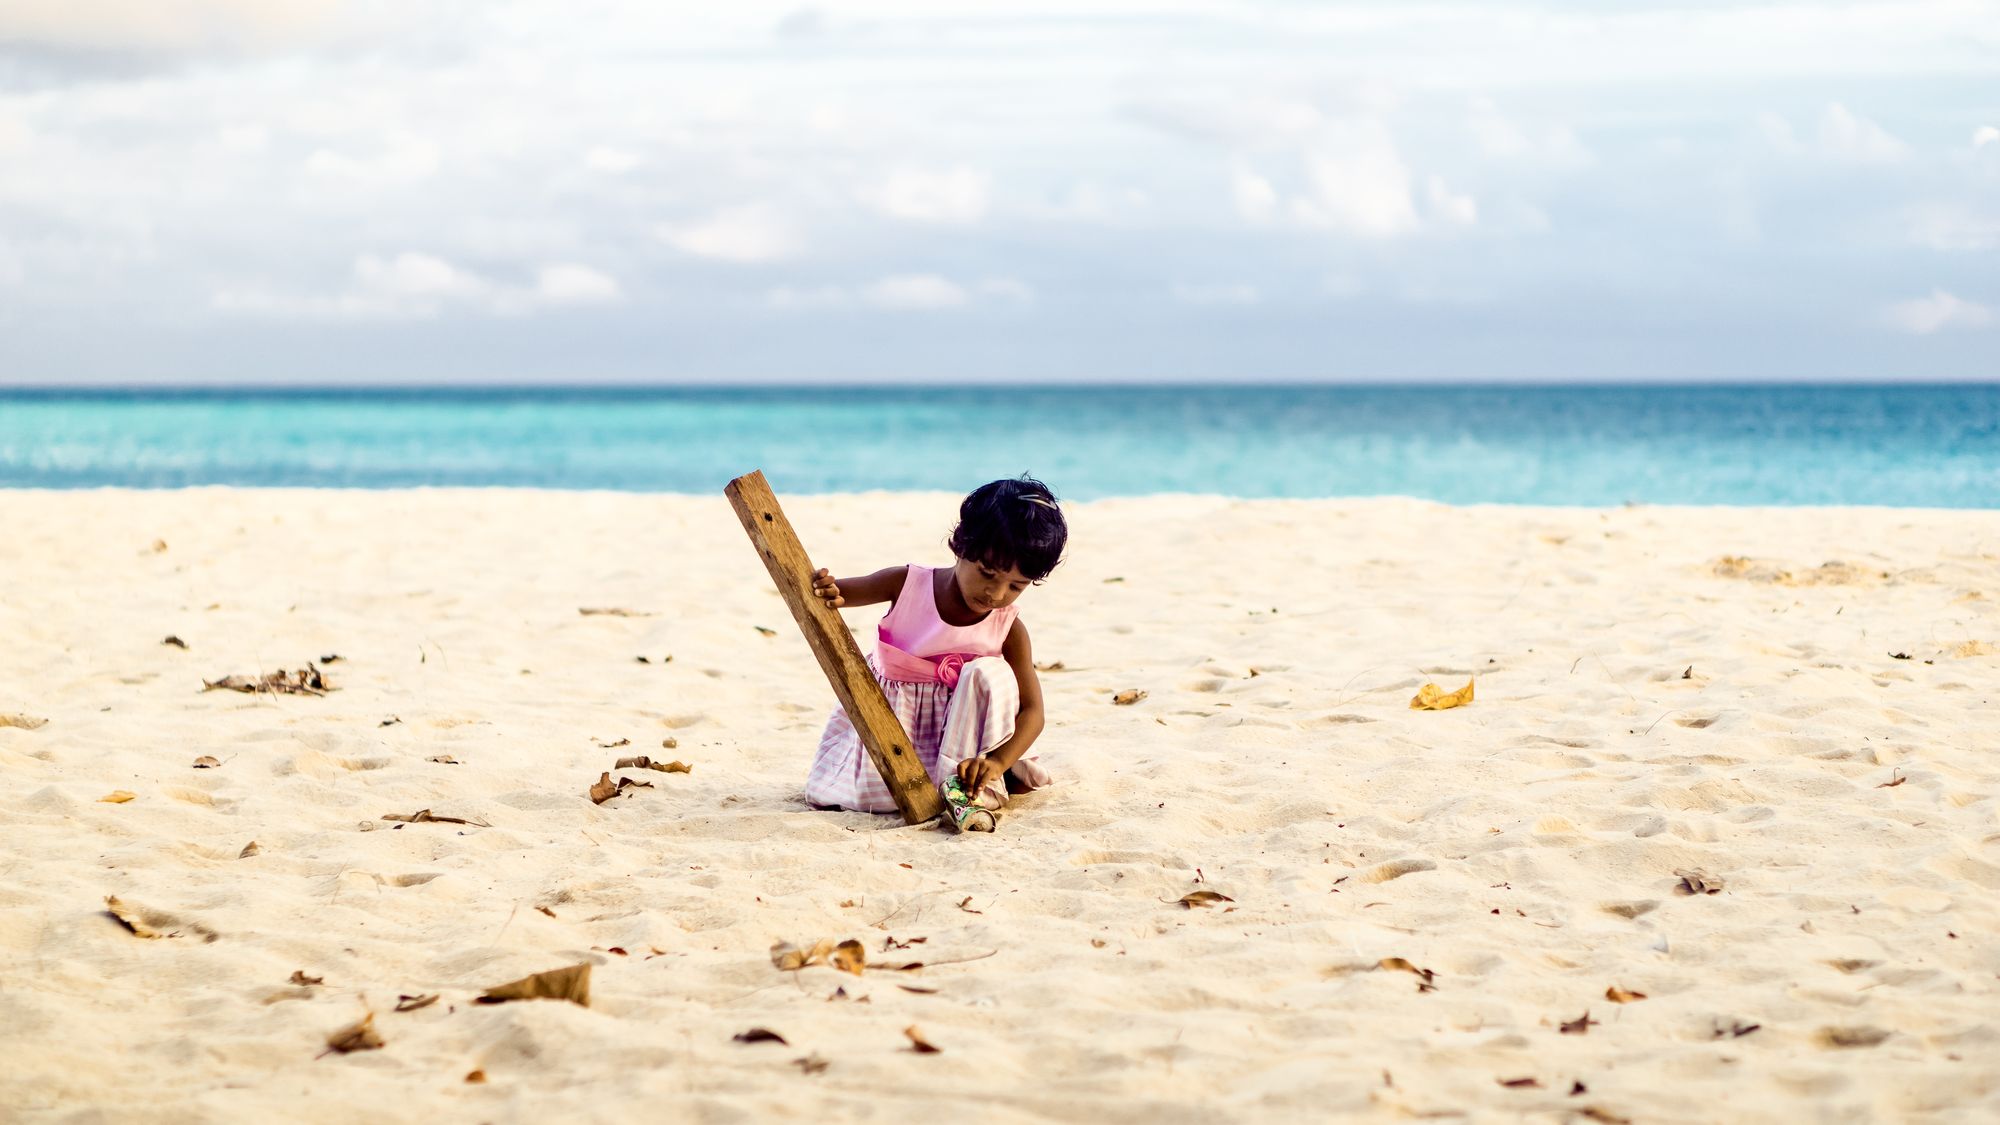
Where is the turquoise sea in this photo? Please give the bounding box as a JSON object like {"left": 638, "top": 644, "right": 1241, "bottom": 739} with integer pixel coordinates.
{"left": 0, "top": 385, "right": 1994, "bottom": 506}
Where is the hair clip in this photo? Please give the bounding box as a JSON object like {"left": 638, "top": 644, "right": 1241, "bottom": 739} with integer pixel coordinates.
{"left": 1019, "top": 496, "right": 1058, "bottom": 510}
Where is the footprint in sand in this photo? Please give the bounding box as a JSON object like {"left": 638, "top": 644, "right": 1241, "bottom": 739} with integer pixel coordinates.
{"left": 1361, "top": 857, "right": 1437, "bottom": 883}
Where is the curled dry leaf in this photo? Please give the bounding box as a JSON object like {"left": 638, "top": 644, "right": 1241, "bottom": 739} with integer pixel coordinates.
{"left": 1499, "top": 1077, "right": 1541, "bottom": 1089}
{"left": 1876, "top": 772, "right": 1907, "bottom": 789}
{"left": 649, "top": 760, "right": 692, "bottom": 774}
{"left": 323, "top": 1013, "right": 383, "bottom": 1055}
{"left": 1605, "top": 986, "right": 1647, "bottom": 1003}
{"left": 464, "top": 1069, "right": 487, "bottom": 1084}
{"left": 192, "top": 756, "right": 221, "bottom": 769}
{"left": 0, "top": 713, "right": 50, "bottom": 730}
{"left": 394, "top": 993, "right": 439, "bottom": 1012}
{"left": 1712, "top": 1020, "right": 1760, "bottom": 1039}
{"left": 1673, "top": 869, "right": 1723, "bottom": 895}
{"left": 319, "top": 654, "right": 342, "bottom": 664}
{"left": 1112, "top": 689, "right": 1146, "bottom": 705}
{"left": 238, "top": 840, "right": 260, "bottom": 858}
{"left": 1378, "top": 958, "right": 1437, "bottom": 984}
{"left": 594, "top": 737, "right": 631, "bottom": 749}
{"left": 733, "top": 1028, "right": 788, "bottom": 1045}
{"left": 163, "top": 635, "right": 189, "bottom": 649}
{"left": 1410, "top": 678, "right": 1475, "bottom": 711}
{"left": 903, "top": 1025, "right": 941, "bottom": 1054}
{"left": 1178, "top": 890, "right": 1234, "bottom": 909}
{"left": 588, "top": 772, "right": 619, "bottom": 805}
{"left": 771, "top": 939, "right": 838, "bottom": 972}
{"left": 99, "top": 791, "right": 137, "bottom": 803}
{"left": 478, "top": 962, "right": 591, "bottom": 1007}
{"left": 1560, "top": 1011, "right": 1599, "bottom": 1035}
{"left": 1578, "top": 1109, "right": 1632, "bottom": 1125}
{"left": 105, "top": 896, "right": 219, "bottom": 942}
{"left": 830, "top": 939, "right": 867, "bottom": 976}
{"left": 202, "top": 664, "right": 331, "bottom": 696}
{"left": 615, "top": 755, "right": 650, "bottom": 769}
{"left": 535, "top": 905, "right": 557, "bottom": 918}
{"left": 382, "top": 809, "right": 485, "bottom": 826}
{"left": 290, "top": 971, "right": 324, "bottom": 986}
{"left": 755, "top": 626, "right": 777, "bottom": 636}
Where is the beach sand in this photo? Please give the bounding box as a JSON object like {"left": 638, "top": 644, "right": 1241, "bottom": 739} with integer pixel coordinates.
{"left": 1, "top": 489, "right": 1996, "bottom": 1122}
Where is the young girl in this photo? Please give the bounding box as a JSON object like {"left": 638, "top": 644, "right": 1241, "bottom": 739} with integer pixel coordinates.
{"left": 804, "top": 476, "right": 1067, "bottom": 825}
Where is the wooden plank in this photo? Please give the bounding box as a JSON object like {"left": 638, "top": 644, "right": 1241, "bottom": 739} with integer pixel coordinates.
{"left": 724, "top": 470, "right": 944, "bottom": 825}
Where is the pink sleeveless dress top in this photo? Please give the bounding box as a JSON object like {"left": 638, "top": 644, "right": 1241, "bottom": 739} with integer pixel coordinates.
{"left": 874, "top": 564, "right": 1016, "bottom": 687}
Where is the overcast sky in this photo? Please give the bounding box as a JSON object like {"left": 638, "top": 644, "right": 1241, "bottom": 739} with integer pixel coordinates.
{"left": 1, "top": 1, "right": 1995, "bottom": 384}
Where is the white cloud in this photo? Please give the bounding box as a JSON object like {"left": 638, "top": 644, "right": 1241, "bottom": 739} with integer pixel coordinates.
{"left": 769, "top": 274, "right": 1029, "bottom": 311}
{"left": 1172, "top": 282, "right": 1260, "bottom": 305}
{"left": 1883, "top": 289, "right": 1992, "bottom": 335}
{"left": 1291, "top": 128, "right": 1421, "bottom": 238}
{"left": 584, "top": 147, "right": 642, "bottom": 174}
{"left": 1818, "top": 103, "right": 1908, "bottom": 164}
{"left": 535, "top": 263, "right": 622, "bottom": 304}
{"left": 0, "top": 0, "right": 338, "bottom": 54}
{"left": 1975, "top": 126, "right": 1999, "bottom": 149}
{"left": 1466, "top": 99, "right": 1592, "bottom": 168}
{"left": 1231, "top": 165, "right": 1278, "bottom": 222}
{"left": 657, "top": 205, "right": 798, "bottom": 263}
{"left": 865, "top": 166, "right": 989, "bottom": 224}
{"left": 214, "top": 253, "right": 621, "bottom": 320}
{"left": 1906, "top": 206, "right": 2000, "bottom": 252}
{"left": 863, "top": 273, "right": 967, "bottom": 309}
{"left": 1424, "top": 175, "right": 1478, "bottom": 226}
{"left": 354, "top": 252, "right": 489, "bottom": 301}
{"left": 303, "top": 134, "right": 439, "bottom": 188}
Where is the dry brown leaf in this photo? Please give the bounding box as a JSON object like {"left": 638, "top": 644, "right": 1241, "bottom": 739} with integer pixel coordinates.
{"left": 904, "top": 1025, "right": 941, "bottom": 1054}
{"left": 478, "top": 962, "right": 591, "bottom": 1007}
{"left": 427, "top": 755, "right": 458, "bottom": 765}
{"left": 1112, "top": 689, "right": 1146, "bottom": 705}
{"left": 0, "top": 713, "right": 49, "bottom": 730}
{"left": 1560, "top": 1010, "right": 1599, "bottom": 1035}
{"left": 1178, "top": 890, "right": 1234, "bottom": 909}
{"left": 648, "top": 760, "right": 692, "bottom": 774}
{"left": 290, "top": 970, "right": 324, "bottom": 986}
{"left": 162, "top": 635, "right": 189, "bottom": 649}
{"left": 734, "top": 1028, "right": 788, "bottom": 1045}
{"left": 1410, "top": 678, "right": 1475, "bottom": 711}
{"left": 957, "top": 896, "right": 983, "bottom": 914}
{"left": 464, "top": 1069, "right": 487, "bottom": 1084}
{"left": 323, "top": 1013, "right": 383, "bottom": 1055}
{"left": 830, "top": 939, "right": 866, "bottom": 976}
{"left": 202, "top": 664, "right": 331, "bottom": 696}
{"left": 1378, "top": 957, "right": 1437, "bottom": 983}
{"left": 1816, "top": 1026, "right": 1892, "bottom": 1049}
{"left": 394, "top": 993, "right": 439, "bottom": 1012}
{"left": 1578, "top": 1109, "right": 1631, "bottom": 1125}
{"left": 105, "top": 896, "right": 218, "bottom": 942}
{"left": 579, "top": 607, "right": 654, "bottom": 617}
{"left": 594, "top": 737, "right": 631, "bottom": 748}
{"left": 192, "top": 755, "right": 221, "bottom": 769}
{"left": 238, "top": 841, "right": 260, "bottom": 858}
{"left": 1498, "top": 1077, "right": 1541, "bottom": 1089}
{"left": 614, "top": 755, "right": 651, "bottom": 769}
{"left": 99, "top": 791, "right": 136, "bottom": 803}
{"left": 1605, "top": 986, "right": 1647, "bottom": 1003}
{"left": 615, "top": 777, "right": 653, "bottom": 795}
{"left": 588, "top": 772, "right": 619, "bottom": 804}
{"left": 755, "top": 625, "right": 777, "bottom": 636}
{"left": 771, "top": 939, "right": 838, "bottom": 972}
{"left": 535, "top": 906, "right": 556, "bottom": 918}
{"left": 381, "top": 809, "right": 484, "bottom": 826}
{"left": 1875, "top": 772, "right": 1907, "bottom": 788}
{"left": 1673, "top": 869, "right": 1723, "bottom": 895}
{"left": 899, "top": 984, "right": 939, "bottom": 994}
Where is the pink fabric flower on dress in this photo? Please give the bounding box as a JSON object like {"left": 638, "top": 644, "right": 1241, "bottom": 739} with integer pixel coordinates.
{"left": 935, "top": 652, "right": 967, "bottom": 688}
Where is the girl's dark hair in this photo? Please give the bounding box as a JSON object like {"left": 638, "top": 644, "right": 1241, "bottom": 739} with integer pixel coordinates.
{"left": 948, "top": 476, "right": 1067, "bottom": 581}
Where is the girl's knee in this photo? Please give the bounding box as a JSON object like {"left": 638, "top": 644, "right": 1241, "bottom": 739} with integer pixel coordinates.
{"left": 958, "top": 656, "right": 1015, "bottom": 691}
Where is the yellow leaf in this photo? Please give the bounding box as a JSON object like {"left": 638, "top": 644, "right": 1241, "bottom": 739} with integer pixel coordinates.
{"left": 99, "top": 791, "right": 137, "bottom": 803}
{"left": 1605, "top": 985, "right": 1647, "bottom": 1003}
{"left": 1409, "top": 678, "right": 1474, "bottom": 711}
{"left": 477, "top": 962, "right": 591, "bottom": 1007}
{"left": 830, "top": 939, "right": 867, "bottom": 976}
{"left": 324, "top": 1013, "right": 383, "bottom": 1054}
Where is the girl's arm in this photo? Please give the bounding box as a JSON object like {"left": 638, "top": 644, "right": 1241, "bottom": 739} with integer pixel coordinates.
{"left": 958, "top": 619, "right": 1044, "bottom": 793}
{"left": 811, "top": 565, "right": 907, "bottom": 610}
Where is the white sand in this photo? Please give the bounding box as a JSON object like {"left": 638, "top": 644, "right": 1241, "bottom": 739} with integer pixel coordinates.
{"left": 1, "top": 489, "right": 1996, "bottom": 1122}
